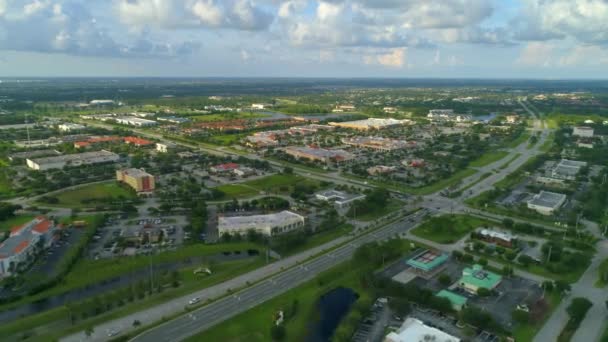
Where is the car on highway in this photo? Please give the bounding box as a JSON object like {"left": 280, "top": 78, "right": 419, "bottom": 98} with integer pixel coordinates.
{"left": 107, "top": 328, "right": 120, "bottom": 337}
{"left": 188, "top": 297, "right": 201, "bottom": 305}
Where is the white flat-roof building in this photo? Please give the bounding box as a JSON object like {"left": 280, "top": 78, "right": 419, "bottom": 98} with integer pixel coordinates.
{"left": 58, "top": 123, "right": 86, "bottom": 132}
{"left": 27, "top": 150, "right": 119, "bottom": 171}
{"left": 89, "top": 99, "right": 115, "bottom": 106}
{"left": 315, "top": 190, "right": 365, "bottom": 208}
{"left": 385, "top": 317, "right": 460, "bottom": 342}
{"left": 218, "top": 211, "right": 305, "bottom": 237}
{"left": 573, "top": 126, "right": 594, "bottom": 138}
{"left": 115, "top": 116, "right": 158, "bottom": 127}
{"left": 551, "top": 159, "right": 587, "bottom": 181}
{"left": 156, "top": 142, "right": 176, "bottom": 153}
{"left": 329, "top": 118, "right": 412, "bottom": 131}
{"left": 527, "top": 191, "right": 567, "bottom": 215}
{"left": 427, "top": 109, "right": 455, "bottom": 120}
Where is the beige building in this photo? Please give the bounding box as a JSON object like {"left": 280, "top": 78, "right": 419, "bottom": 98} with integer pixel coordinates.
{"left": 116, "top": 168, "right": 155, "bottom": 192}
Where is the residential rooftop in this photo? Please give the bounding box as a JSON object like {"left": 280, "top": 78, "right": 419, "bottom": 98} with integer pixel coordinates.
{"left": 406, "top": 249, "right": 449, "bottom": 272}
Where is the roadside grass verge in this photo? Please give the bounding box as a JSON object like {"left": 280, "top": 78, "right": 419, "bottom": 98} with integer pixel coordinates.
{"left": 469, "top": 151, "right": 509, "bottom": 168}
{"left": 499, "top": 153, "right": 521, "bottom": 170}
{"left": 411, "top": 214, "right": 491, "bottom": 244}
{"left": 0, "top": 215, "right": 36, "bottom": 232}
{"left": 355, "top": 199, "right": 403, "bottom": 222}
{"left": 507, "top": 131, "right": 531, "bottom": 148}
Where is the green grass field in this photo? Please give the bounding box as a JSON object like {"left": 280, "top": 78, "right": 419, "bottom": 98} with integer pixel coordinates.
{"left": 192, "top": 112, "right": 269, "bottom": 121}
{"left": 50, "top": 182, "right": 135, "bottom": 208}
{"left": 507, "top": 131, "right": 531, "bottom": 148}
{"left": 512, "top": 292, "right": 561, "bottom": 342}
{"left": 499, "top": 153, "right": 521, "bottom": 170}
{"left": 469, "top": 151, "right": 509, "bottom": 168}
{"left": 411, "top": 214, "right": 490, "bottom": 244}
{"left": 214, "top": 174, "right": 320, "bottom": 199}
{"left": 356, "top": 199, "right": 402, "bottom": 222}
{"left": 0, "top": 215, "right": 36, "bottom": 232}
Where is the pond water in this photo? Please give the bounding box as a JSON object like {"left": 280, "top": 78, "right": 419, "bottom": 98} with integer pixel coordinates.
{"left": 306, "top": 287, "right": 359, "bottom": 342}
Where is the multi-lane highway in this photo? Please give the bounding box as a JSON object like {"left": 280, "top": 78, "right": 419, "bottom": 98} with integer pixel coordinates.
{"left": 61, "top": 210, "right": 429, "bottom": 342}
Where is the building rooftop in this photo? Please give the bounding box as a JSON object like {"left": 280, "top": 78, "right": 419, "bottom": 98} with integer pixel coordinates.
{"left": 218, "top": 211, "right": 303, "bottom": 233}
{"left": 315, "top": 189, "right": 364, "bottom": 203}
{"left": 406, "top": 249, "right": 449, "bottom": 272}
{"left": 119, "top": 168, "right": 153, "bottom": 178}
{"left": 385, "top": 317, "right": 460, "bottom": 342}
{"left": 528, "top": 191, "right": 567, "bottom": 209}
{"left": 329, "top": 118, "right": 411, "bottom": 129}
{"left": 29, "top": 150, "right": 119, "bottom": 165}
{"left": 0, "top": 217, "right": 53, "bottom": 259}
{"left": 479, "top": 229, "right": 516, "bottom": 242}
{"left": 460, "top": 264, "right": 502, "bottom": 290}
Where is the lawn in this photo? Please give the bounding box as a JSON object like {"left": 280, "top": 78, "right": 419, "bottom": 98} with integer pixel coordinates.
{"left": 595, "top": 258, "right": 608, "bottom": 288}
{"left": 507, "top": 131, "right": 531, "bottom": 148}
{"left": 192, "top": 112, "right": 269, "bottom": 121}
{"left": 512, "top": 292, "right": 561, "bottom": 342}
{"left": 355, "top": 198, "right": 402, "bottom": 222}
{"left": 3, "top": 258, "right": 266, "bottom": 341}
{"left": 0, "top": 215, "right": 35, "bottom": 232}
{"left": 411, "top": 214, "right": 491, "bottom": 244}
{"left": 469, "top": 151, "right": 509, "bottom": 168}
{"left": 213, "top": 184, "right": 259, "bottom": 199}
{"left": 49, "top": 182, "right": 135, "bottom": 208}
{"left": 214, "top": 174, "right": 321, "bottom": 200}
{"left": 0, "top": 242, "right": 262, "bottom": 313}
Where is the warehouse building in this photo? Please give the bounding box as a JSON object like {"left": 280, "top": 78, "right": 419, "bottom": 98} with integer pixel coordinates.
{"left": 385, "top": 317, "right": 460, "bottom": 342}
{"left": 115, "top": 116, "right": 158, "bottom": 127}
{"left": 218, "top": 211, "right": 305, "bottom": 237}
{"left": 328, "top": 118, "right": 412, "bottom": 131}
{"left": 27, "top": 150, "right": 119, "bottom": 171}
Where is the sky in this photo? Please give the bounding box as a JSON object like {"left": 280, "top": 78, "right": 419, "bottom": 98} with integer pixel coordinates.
{"left": 0, "top": 0, "right": 607, "bottom": 78}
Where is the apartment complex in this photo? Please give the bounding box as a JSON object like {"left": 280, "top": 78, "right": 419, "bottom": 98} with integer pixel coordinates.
{"left": 218, "top": 211, "right": 305, "bottom": 237}
{"left": 0, "top": 216, "right": 56, "bottom": 276}
{"left": 27, "top": 150, "right": 119, "bottom": 171}
{"left": 116, "top": 168, "right": 155, "bottom": 192}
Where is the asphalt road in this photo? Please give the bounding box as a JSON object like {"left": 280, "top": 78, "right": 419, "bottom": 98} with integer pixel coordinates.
{"left": 60, "top": 210, "right": 427, "bottom": 342}
{"left": 130, "top": 209, "right": 429, "bottom": 342}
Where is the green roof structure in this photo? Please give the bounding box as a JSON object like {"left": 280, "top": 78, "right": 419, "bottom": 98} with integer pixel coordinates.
{"left": 406, "top": 249, "right": 449, "bottom": 272}
{"left": 459, "top": 264, "right": 502, "bottom": 291}
{"left": 436, "top": 290, "right": 468, "bottom": 311}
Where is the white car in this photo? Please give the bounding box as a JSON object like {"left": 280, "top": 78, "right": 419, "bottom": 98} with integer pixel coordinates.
{"left": 107, "top": 328, "right": 120, "bottom": 337}
{"left": 188, "top": 297, "right": 201, "bottom": 305}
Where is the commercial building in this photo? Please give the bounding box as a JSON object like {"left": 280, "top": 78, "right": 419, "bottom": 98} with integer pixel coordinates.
{"left": 551, "top": 159, "right": 587, "bottom": 181}
{"left": 406, "top": 249, "right": 449, "bottom": 278}
{"left": 572, "top": 126, "right": 594, "bottom": 138}
{"left": 115, "top": 116, "right": 158, "bottom": 127}
{"left": 478, "top": 229, "right": 517, "bottom": 248}
{"left": 367, "top": 165, "right": 396, "bottom": 175}
{"left": 233, "top": 167, "right": 255, "bottom": 177}
{"left": 329, "top": 118, "right": 411, "bottom": 131}
{"left": 0, "top": 216, "right": 56, "bottom": 276}
{"left": 156, "top": 142, "right": 176, "bottom": 153}
{"left": 315, "top": 189, "right": 365, "bottom": 208}
{"left": 527, "top": 191, "right": 567, "bottom": 215}
{"left": 284, "top": 146, "right": 354, "bottom": 163}
{"left": 383, "top": 107, "right": 398, "bottom": 114}
{"left": 8, "top": 149, "right": 61, "bottom": 161}
{"left": 210, "top": 163, "right": 240, "bottom": 173}
{"left": 384, "top": 317, "right": 460, "bottom": 342}
{"left": 458, "top": 264, "right": 502, "bottom": 294}
{"left": 218, "top": 211, "right": 305, "bottom": 237}
{"left": 332, "top": 104, "right": 356, "bottom": 112}
{"left": 58, "top": 123, "right": 86, "bottom": 132}
{"left": 116, "top": 168, "right": 155, "bottom": 193}
{"left": 436, "top": 290, "right": 468, "bottom": 311}
{"left": 157, "top": 116, "right": 190, "bottom": 124}
{"left": 505, "top": 114, "right": 519, "bottom": 124}
{"left": 27, "top": 150, "right": 119, "bottom": 171}
{"left": 251, "top": 103, "right": 272, "bottom": 110}
{"left": 427, "top": 109, "right": 455, "bottom": 120}
{"left": 124, "top": 136, "right": 153, "bottom": 147}
{"left": 89, "top": 99, "right": 115, "bottom": 106}
{"left": 342, "top": 136, "right": 410, "bottom": 152}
